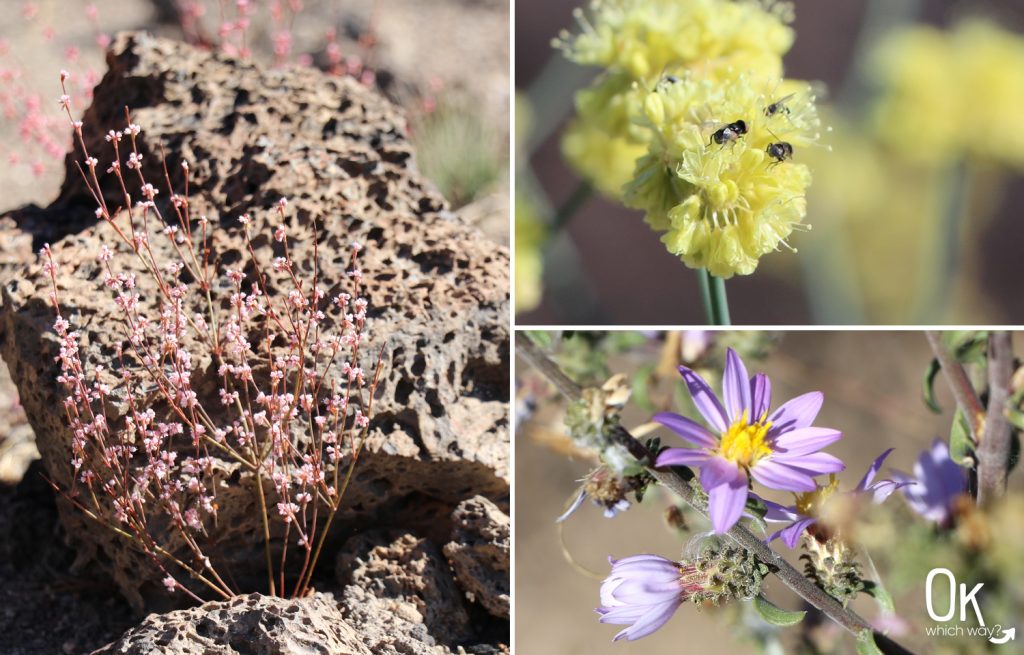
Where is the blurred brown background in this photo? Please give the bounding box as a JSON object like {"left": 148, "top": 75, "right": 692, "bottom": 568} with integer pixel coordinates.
{"left": 515, "top": 331, "right": 1024, "bottom": 654}
{"left": 516, "top": 0, "right": 1024, "bottom": 325}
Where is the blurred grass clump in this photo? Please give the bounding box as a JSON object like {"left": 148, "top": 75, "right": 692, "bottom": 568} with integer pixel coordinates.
{"left": 410, "top": 96, "right": 505, "bottom": 209}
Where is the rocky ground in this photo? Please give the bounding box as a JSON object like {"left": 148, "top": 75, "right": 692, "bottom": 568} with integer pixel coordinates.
{"left": 0, "top": 2, "right": 510, "bottom": 653}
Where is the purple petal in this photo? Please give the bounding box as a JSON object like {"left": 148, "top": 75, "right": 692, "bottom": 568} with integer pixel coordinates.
{"left": 773, "top": 452, "right": 846, "bottom": 475}
{"left": 768, "top": 391, "right": 824, "bottom": 435}
{"left": 700, "top": 458, "right": 747, "bottom": 534}
{"left": 864, "top": 479, "right": 911, "bottom": 504}
{"left": 856, "top": 448, "right": 895, "bottom": 492}
{"left": 751, "top": 373, "right": 771, "bottom": 421}
{"left": 653, "top": 412, "right": 717, "bottom": 448}
{"left": 771, "top": 427, "right": 842, "bottom": 456}
{"left": 678, "top": 366, "right": 729, "bottom": 433}
{"left": 707, "top": 478, "right": 749, "bottom": 534}
{"left": 612, "top": 601, "right": 680, "bottom": 641}
{"left": 700, "top": 456, "right": 742, "bottom": 490}
{"left": 555, "top": 487, "right": 588, "bottom": 523}
{"left": 656, "top": 447, "right": 712, "bottom": 467}
{"left": 759, "top": 498, "right": 800, "bottom": 523}
{"left": 722, "top": 348, "right": 752, "bottom": 422}
{"left": 750, "top": 460, "right": 817, "bottom": 492}
{"left": 778, "top": 518, "right": 817, "bottom": 549}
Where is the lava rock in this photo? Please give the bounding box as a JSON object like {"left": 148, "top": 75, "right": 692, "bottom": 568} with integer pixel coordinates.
{"left": 336, "top": 530, "right": 470, "bottom": 653}
{"left": 91, "top": 592, "right": 371, "bottom": 655}
{"left": 0, "top": 31, "right": 508, "bottom": 610}
{"left": 443, "top": 496, "right": 510, "bottom": 619}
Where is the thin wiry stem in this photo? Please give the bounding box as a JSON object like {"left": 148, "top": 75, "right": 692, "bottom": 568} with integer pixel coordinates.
{"left": 516, "top": 335, "right": 914, "bottom": 655}
{"left": 978, "top": 332, "right": 1013, "bottom": 507}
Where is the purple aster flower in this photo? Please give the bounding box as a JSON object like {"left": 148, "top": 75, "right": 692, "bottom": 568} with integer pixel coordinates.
{"left": 760, "top": 448, "right": 910, "bottom": 548}
{"left": 891, "top": 438, "right": 967, "bottom": 526}
{"left": 596, "top": 554, "right": 702, "bottom": 641}
{"left": 654, "top": 348, "right": 845, "bottom": 534}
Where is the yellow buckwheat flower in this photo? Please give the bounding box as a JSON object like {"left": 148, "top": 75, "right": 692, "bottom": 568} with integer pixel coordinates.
{"left": 555, "top": 0, "right": 795, "bottom": 198}
{"left": 871, "top": 20, "right": 1024, "bottom": 169}
{"left": 624, "top": 73, "right": 823, "bottom": 278}
{"left": 554, "top": 0, "right": 794, "bottom": 80}
{"left": 561, "top": 74, "right": 648, "bottom": 199}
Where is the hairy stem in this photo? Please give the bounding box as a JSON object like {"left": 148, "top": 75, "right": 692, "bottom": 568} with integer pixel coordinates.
{"left": 978, "top": 332, "right": 1013, "bottom": 507}
{"left": 517, "top": 335, "right": 914, "bottom": 655}
{"left": 926, "top": 331, "right": 986, "bottom": 440}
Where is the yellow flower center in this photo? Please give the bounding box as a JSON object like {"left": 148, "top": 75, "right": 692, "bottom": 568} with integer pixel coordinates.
{"left": 794, "top": 475, "right": 840, "bottom": 517}
{"left": 718, "top": 410, "right": 772, "bottom": 468}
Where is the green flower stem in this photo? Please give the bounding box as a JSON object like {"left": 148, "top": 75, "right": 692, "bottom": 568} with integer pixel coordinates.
{"left": 550, "top": 180, "right": 593, "bottom": 234}
{"left": 698, "top": 269, "right": 732, "bottom": 325}
{"left": 710, "top": 273, "right": 731, "bottom": 325}
{"left": 516, "top": 336, "right": 915, "bottom": 655}
{"left": 697, "top": 268, "right": 714, "bottom": 323}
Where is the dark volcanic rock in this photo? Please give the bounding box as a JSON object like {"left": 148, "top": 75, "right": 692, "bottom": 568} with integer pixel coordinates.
{"left": 0, "top": 31, "right": 508, "bottom": 611}
{"left": 336, "top": 530, "right": 471, "bottom": 654}
{"left": 91, "top": 592, "right": 371, "bottom": 655}
{"left": 444, "top": 495, "right": 510, "bottom": 619}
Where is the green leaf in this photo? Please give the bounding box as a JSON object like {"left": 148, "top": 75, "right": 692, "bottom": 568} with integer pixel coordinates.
{"left": 752, "top": 595, "right": 806, "bottom": 627}
{"left": 1006, "top": 407, "right": 1024, "bottom": 433}
{"left": 523, "top": 331, "right": 553, "bottom": 349}
{"left": 949, "top": 408, "right": 975, "bottom": 468}
{"left": 855, "top": 630, "right": 884, "bottom": 655}
{"left": 946, "top": 331, "right": 988, "bottom": 366}
{"left": 862, "top": 580, "right": 895, "bottom": 614}
{"left": 631, "top": 364, "right": 656, "bottom": 411}
{"left": 922, "top": 358, "right": 942, "bottom": 413}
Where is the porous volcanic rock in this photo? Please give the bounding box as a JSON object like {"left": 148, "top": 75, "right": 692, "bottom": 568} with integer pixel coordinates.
{"left": 91, "top": 592, "right": 371, "bottom": 655}
{"left": 336, "top": 530, "right": 471, "bottom": 653}
{"left": 443, "top": 496, "right": 510, "bottom": 619}
{"left": 0, "top": 31, "right": 508, "bottom": 610}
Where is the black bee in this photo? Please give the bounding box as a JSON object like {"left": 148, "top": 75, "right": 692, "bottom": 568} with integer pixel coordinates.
{"left": 764, "top": 93, "right": 795, "bottom": 118}
{"left": 709, "top": 119, "right": 747, "bottom": 146}
{"left": 766, "top": 141, "right": 794, "bottom": 165}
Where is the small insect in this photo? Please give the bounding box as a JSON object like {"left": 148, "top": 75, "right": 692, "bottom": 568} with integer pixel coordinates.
{"left": 764, "top": 93, "right": 795, "bottom": 118}
{"left": 766, "top": 141, "right": 794, "bottom": 165}
{"left": 709, "top": 119, "right": 747, "bottom": 146}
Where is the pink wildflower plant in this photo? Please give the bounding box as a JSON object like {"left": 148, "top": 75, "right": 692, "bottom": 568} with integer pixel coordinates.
{"left": 43, "top": 73, "right": 385, "bottom": 601}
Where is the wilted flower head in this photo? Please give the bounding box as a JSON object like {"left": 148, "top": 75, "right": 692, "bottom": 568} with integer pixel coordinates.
{"left": 762, "top": 448, "right": 908, "bottom": 548}
{"left": 892, "top": 438, "right": 967, "bottom": 526}
{"left": 655, "top": 348, "right": 844, "bottom": 534}
{"left": 597, "top": 554, "right": 692, "bottom": 641}
{"left": 598, "top": 540, "right": 767, "bottom": 641}
{"left": 625, "top": 73, "right": 823, "bottom": 278}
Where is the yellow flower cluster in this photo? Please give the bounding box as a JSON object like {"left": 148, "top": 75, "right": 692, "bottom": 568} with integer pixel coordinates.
{"left": 871, "top": 20, "right": 1024, "bottom": 169}
{"left": 625, "top": 74, "right": 821, "bottom": 277}
{"left": 556, "top": 0, "right": 824, "bottom": 278}
{"left": 554, "top": 0, "right": 793, "bottom": 81}
{"left": 558, "top": 0, "right": 794, "bottom": 199}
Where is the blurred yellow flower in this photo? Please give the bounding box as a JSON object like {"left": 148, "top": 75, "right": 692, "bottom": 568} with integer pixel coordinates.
{"left": 871, "top": 20, "right": 1024, "bottom": 169}
{"left": 624, "top": 74, "right": 823, "bottom": 278}
{"left": 515, "top": 191, "right": 546, "bottom": 313}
